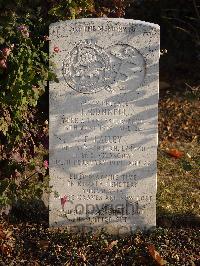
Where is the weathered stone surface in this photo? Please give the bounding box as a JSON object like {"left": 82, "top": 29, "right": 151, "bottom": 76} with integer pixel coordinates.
{"left": 49, "top": 18, "right": 160, "bottom": 234}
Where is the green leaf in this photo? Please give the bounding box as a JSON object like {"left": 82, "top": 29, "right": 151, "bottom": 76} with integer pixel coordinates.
{"left": 0, "top": 179, "right": 9, "bottom": 194}
{"left": 21, "top": 97, "right": 27, "bottom": 105}
{"left": 0, "top": 36, "right": 5, "bottom": 44}
{"left": 181, "top": 160, "right": 192, "bottom": 171}
{"left": 0, "top": 118, "right": 9, "bottom": 135}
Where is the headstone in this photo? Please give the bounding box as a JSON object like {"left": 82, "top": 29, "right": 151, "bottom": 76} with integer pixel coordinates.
{"left": 49, "top": 18, "right": 160, "bottom": 234}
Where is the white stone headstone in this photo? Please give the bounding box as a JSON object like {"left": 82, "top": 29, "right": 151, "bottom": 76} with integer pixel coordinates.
{"left": 49, "top": 18, "right": 160, "bottom": 234}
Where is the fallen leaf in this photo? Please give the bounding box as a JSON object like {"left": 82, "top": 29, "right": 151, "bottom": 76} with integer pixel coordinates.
{"left": 106, "top": 240, "right": 118, "bottom": 250}
{"left": 5, "top": 230, "right": 13, "bottom": 239}
{"left": 134, "top": 235, "right": 144, "bottom": 246}
{"left": 167, "top": 148, "right": 183, "bottom": 158}
{"left": 0, "top": 243, "right": 12, "bottom": 255}
{"left": 79, "top": 251, "right": 87, "bottom": 262}
{"left": 0, "top": 229, "right": 6, "bottom": 239}
{"left": 148, "top": 244, "right": 167, "bottom": 265}
{"left": 38, "top": 240, "right": 49, "bottom": 250}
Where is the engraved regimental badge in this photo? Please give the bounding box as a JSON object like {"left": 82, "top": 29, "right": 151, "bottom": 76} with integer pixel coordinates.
{"left": 62, "top": 40, "right": 145, "bottom": 94}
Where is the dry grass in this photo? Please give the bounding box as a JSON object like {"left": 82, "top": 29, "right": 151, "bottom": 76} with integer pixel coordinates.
{"left": 157, "top": 140, "right": 200, "bottom": 219}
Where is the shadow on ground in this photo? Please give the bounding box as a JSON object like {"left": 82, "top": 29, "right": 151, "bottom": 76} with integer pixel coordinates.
{"left": 8, "top": 199, "right": 49, "bottom": 226}
{"left": 5, "top": 199, "right": 200, "bottom": 230}
{"left": 157, "top": 207, "right": 200, "bottom": 228}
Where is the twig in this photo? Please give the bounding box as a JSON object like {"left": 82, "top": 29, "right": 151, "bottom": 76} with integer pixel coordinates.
{"left": 192, "top": 0, "right": 200, "bottom": 19}
{"left": 19, "top": 171, "right": 37, "bottom": 189}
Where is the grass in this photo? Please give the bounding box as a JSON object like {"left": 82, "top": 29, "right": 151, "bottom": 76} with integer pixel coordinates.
{"left": 157, "top": 140, "right": 200, "bottom": 226}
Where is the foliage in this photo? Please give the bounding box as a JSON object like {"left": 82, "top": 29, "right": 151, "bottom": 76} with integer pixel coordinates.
{"left": 47, "top": 0, "right": 131, "bottom": 19}
{"left": 48, "top": 0, "right": 95, "bottom": 19}
{"left": 0, "top": 16, "right": 50, "bottom": 139}
{"left": 0, "top": 4, "right": 52, "bottom": 207}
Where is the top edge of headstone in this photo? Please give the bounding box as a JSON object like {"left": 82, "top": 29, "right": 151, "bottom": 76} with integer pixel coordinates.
{"left": 49, "top": 18, "right": 160, "bottom": 30}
